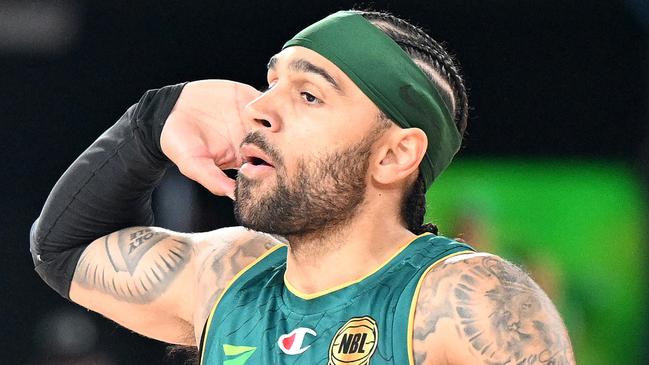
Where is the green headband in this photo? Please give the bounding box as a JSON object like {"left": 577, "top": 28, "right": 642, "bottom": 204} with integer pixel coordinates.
{"left": 282, "top": 10, "right": 461, "bottom": 189}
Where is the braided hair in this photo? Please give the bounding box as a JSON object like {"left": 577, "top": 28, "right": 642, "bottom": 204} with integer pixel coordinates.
{"left": 359, "top": 10, "right": 469, "bottom": 235}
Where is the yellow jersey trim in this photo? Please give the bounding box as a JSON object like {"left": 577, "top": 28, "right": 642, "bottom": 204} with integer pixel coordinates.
{"left": 199, "top": 243, "right": 286, "bottom": 364}
{"left": 284, "top": 233, "right": 432, "bottom": 300}
{"left": 406, "top": 250, "right": 475, "bottom": 365}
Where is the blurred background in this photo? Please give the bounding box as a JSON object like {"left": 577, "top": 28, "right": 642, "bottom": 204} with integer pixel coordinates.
{"left": 3, "top": 0, "right": 647, "bottom": 364}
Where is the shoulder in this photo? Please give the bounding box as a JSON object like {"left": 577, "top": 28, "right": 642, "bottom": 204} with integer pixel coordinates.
{"left": 192, "top": 226, "right": 285, "bottom": 292}
{"left": 192, "top": 226, "right": 285, "bottom": 258}
{"left": 191, "top": 226, "right": 285, "bottom": 343}
{"left": 412, "top": 253, "right": 575, "bottom": 365}
{"left": 192, "top": 226, "right": 285, "bottom": 294}
{"left": 192, "top": 227, "right": 286, "bottom": 277}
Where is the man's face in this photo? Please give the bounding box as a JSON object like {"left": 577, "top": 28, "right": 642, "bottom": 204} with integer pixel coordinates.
{"left": 233, "top": 46, "right": 385, "bottom": 237}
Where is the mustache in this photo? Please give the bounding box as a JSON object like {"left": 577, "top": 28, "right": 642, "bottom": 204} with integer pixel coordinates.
{"left": 240, "top": 131, "right": 284, "bottom": 167}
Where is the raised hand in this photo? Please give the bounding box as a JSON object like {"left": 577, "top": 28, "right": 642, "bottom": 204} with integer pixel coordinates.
{"left": 161, "top": 80, "right": 261, "bottom": 198}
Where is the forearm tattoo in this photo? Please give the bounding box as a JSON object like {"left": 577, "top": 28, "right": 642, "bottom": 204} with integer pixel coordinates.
{"left": 74, "top": 228, "right": 191, "bottom": 303}
{"left": 414, "top": 255, "right": 575, "bottom": 365}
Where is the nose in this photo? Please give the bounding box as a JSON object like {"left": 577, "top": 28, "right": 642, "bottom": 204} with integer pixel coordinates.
{"left": 243, "top": 87, "right": 282, "bottom": 133}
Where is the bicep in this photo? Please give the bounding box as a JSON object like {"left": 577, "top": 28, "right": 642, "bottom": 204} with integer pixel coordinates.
{"left": 413, "top": 254, "right": 575, "bottom": 365}
{"left": 70, "top": 227, "right": 197, "bottom": 345}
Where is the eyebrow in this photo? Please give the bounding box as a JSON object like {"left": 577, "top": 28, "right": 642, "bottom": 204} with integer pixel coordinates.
{"left": 267, "top": 55, "right": 342, "bottom": 93}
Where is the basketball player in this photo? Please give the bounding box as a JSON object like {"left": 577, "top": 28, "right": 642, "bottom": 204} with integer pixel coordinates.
{"left": 31, "top": 10, "right": 575, "bottom": 364}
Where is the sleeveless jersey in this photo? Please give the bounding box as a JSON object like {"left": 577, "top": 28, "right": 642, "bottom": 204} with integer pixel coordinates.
{"left": 200, "top": 233, "right": 474, "bottom": 365}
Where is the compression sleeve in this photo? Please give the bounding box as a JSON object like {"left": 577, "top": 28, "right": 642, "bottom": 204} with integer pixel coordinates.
{"left": 30, "top": 82, "right": 186, "bottom": 299}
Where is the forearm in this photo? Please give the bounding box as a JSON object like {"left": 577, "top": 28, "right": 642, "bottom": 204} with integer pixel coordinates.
{"left": 31, "top": 83, "right": 186, "bottom": 298}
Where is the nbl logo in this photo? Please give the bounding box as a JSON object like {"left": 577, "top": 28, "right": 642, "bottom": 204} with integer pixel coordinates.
{"left": 328, "top": 316, "right": 378, "bottom": 365}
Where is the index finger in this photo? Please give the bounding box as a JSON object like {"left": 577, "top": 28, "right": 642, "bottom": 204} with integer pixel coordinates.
{"left": 177, "top": 157, "right": 237, "bottom": 199}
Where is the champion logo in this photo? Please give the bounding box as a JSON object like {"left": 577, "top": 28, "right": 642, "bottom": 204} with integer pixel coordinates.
{"left": 277, "top": 327, "right": 317, "bottom": 355}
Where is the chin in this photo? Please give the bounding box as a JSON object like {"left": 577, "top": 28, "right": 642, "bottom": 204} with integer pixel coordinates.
{"left": 234, "top": 213, "right": 281, "bottom": 235}
{"left": 234, "top": 181, "right": 272, "bottom": 229}
{"left": 238, "top": 172, "right": 277, "bottom": 192}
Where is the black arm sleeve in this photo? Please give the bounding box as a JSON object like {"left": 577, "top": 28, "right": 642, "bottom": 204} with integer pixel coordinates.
{"left": 30, "top": 82, "right": 187, "bottom": 299}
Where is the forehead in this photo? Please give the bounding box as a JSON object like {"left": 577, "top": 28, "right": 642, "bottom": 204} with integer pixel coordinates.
{"left": 267, "top": 47, "right": 356, "bottom": 91}
{"left": 269, "top": 46, "right": 337, "bottom": 71}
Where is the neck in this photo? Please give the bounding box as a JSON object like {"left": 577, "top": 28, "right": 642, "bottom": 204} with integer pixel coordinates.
{"left": 284, "top": 206, "right": 416, "bottom": 295}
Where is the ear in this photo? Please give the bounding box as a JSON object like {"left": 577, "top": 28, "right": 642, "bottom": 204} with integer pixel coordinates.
{"left": 371, "top": 128, "right": 428, "bottom": 186}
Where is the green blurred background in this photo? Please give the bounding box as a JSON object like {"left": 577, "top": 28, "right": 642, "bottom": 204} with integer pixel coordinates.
{"left": 427, "top": 159, "right": 648, "bottom": 364}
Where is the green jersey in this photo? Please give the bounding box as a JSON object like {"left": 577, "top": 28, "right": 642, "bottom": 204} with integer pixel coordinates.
{"left": 200, "top": 233, "right": 474, "bottom": 365}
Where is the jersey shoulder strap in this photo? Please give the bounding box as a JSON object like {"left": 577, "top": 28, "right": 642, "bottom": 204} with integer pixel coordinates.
{"left": 392, "top": 234, "right": 475, "bottom": 364}
{"left": 199, "top": 243, "right": 288, "bottom": 363}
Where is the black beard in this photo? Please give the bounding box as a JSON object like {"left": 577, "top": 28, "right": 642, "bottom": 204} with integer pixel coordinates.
{"left": 233, "top": 136, "right": 375, "bottom": 238}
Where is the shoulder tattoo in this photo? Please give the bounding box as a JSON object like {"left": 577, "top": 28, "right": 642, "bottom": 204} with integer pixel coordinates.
{"left": 414, "top": 255, "right": 575, "bottom": 365}
{"left": 196, "top": 232, "right": 281, "bottom": 324}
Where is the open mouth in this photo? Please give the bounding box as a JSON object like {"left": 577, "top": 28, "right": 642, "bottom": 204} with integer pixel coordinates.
{"left": 239, "top": 144, "right": 276, "bottom": 178}
{"left": 245, "top": 156, "right": 274, "bottom": 168}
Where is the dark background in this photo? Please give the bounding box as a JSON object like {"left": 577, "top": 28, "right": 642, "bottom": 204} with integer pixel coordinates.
{"left": 3, "top": 0, "right": 648, "bottom": 363}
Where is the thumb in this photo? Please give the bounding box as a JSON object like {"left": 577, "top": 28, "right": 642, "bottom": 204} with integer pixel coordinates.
{"left": 178, "top": 157, "right": 237, "bottom": 199}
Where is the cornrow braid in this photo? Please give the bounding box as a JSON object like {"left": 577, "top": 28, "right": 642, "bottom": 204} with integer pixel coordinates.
{"left": 404, "top": 174, "right": 440, "bottom": 235}
{"left": 359, "top": 10, "right": 469, "bottom": 235}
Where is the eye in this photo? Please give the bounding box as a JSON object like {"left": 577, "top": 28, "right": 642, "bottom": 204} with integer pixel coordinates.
{"left": 300, "top": 91, "right": 322, "bottom": 105}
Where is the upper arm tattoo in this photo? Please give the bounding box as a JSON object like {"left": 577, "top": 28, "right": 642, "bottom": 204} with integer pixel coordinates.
{"left": 414, "top": 255, "right": 575, "bottom": 365}
{"left": 74, "top": 227, "right": 192, "bottom": 304}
